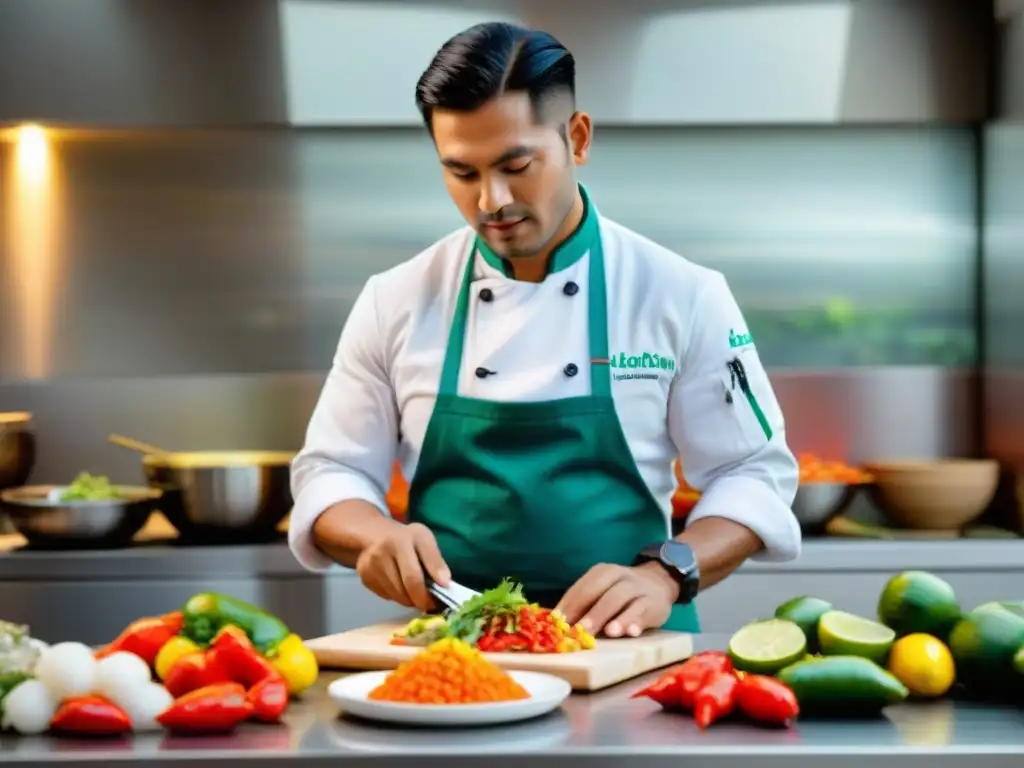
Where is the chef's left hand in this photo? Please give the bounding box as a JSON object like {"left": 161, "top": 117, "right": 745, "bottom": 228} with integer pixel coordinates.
{"left": 555, "top": 562, "right": 679, "bottom": 638}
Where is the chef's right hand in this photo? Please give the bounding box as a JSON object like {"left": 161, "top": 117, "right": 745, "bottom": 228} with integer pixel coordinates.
{"left": 355, "top": 521, "right": 451, "bottom": 613}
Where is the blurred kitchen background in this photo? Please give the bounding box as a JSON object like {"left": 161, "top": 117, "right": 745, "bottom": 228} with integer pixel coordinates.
{"left": 2, "top": 0, "right": 1024, "bottom": 642}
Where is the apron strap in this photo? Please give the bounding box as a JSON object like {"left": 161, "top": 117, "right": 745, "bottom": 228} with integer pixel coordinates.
{"left": 438, "top": 240, "right": 478, "bottom": 396}
{"left": 438, "top": 219, "right": 613, "bottom": 399}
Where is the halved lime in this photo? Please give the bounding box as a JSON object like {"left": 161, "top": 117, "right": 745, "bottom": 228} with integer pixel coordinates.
{"left": 727, "top": 618, "right": 807, "bottom": 674}
{"left": 818, "top": 610, "right": 895, "bottom": 664}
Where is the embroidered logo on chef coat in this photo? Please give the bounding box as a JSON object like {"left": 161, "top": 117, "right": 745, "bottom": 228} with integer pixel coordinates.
{"left": 729, "top": 329, "right": 755, "bottom": 349}
{"left": 608, "top": 351, "right": 675, "bottom": 381}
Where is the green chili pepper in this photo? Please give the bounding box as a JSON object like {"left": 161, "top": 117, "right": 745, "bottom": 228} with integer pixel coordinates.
{"left": 181, "top": 593, "right": 291, "bottom": 655}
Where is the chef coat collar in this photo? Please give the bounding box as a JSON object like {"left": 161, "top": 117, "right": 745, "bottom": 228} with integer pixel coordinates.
{"left": 476, "top": 184, "right": 598, "bottom": 279}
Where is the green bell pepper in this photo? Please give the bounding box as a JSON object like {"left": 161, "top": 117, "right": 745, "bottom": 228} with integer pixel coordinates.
{"left": 181, "top": 593, "right": 291, "bottom": 654}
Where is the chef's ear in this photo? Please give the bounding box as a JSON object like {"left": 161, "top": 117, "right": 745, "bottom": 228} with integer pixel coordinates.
{"left": 567, "top": 110, "right": 593, "bottom": 166}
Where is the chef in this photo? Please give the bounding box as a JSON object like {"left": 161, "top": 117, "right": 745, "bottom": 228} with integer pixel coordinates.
{"left": 289, "top": 21, "right": 801, "bottom": 637}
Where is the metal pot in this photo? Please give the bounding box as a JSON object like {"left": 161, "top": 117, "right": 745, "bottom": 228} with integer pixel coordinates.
{"left": 0, "top": 413, "right": 36, "bottom": 490}
{"left": 110, "top": 435, "right": 294, "bottom": 543}
{"left": 0, "top": 413, "right": 36, "bottom": 535}
{"left": 0, "top": 484, "right": 160, "bottom": 549}
{"left": 791, "top": 482, "right": 860, "bottom": 535}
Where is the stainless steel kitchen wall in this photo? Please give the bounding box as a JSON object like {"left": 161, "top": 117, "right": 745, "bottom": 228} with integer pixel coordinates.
{"left": 984, "top": 8, "right": 1024, "bottom": 479}
{"left": 0, "top": 126, "right": 978, "bottom": 483}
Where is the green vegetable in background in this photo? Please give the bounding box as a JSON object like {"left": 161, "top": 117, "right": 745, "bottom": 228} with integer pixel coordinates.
{"left": 0, "top": 671, "right": 30, "bottom": 718}
{"left": 60, "top": 472, "right": 122, "bottom": 502}
{"left": 181, "top": 593, "right": 291, "bottom": 654}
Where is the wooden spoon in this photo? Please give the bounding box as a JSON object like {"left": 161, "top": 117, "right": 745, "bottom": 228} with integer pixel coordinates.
{"left": 108, "top": 434, "right": 171, "bottom": 458}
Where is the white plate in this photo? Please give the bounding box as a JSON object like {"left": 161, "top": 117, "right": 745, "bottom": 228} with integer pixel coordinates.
{"left": 328, "top": 670, "right": 572, "bottom": 727}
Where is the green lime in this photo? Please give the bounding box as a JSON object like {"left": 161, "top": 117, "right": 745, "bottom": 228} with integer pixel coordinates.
{"left": 775, "top": 596, "right": 833, "bottom": 652}
{"left": 818, "top": 610, "right": 896, "bottom": 664}
{"left": 877, "top": 571, "right": 960, "bottom": 640}
{"left": 727, "top": 618, "right": 807, "bottom": 674}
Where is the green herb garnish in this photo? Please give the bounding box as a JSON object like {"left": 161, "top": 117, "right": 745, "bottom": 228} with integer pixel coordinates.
{"left": 445, "top": 579, "right": 529, "bottom": 646}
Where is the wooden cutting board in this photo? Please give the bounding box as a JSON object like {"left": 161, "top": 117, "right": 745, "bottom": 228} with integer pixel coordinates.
{"left": 306, "top": 622, "right": 694, "bottom": 691}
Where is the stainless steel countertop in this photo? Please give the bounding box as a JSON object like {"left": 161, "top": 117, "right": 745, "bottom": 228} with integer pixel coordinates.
{"left": 2, "top": 635, "right": 1023, "bottom": 767}
{"left": 2, "top": 539, "right": 1024, "bottom": 581}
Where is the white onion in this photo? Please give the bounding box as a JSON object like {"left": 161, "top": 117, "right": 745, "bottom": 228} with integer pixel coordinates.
{"left": 1, "top": 679, "right": 58, "bottom": 735}
{"left": 34, "top": 642, "right": 97, "bottom": 701}
{"left": 115, "top": 682, "right": 174, "bottom": 732}
{"left": 93, "top": 651, "right": 152, "bottom": 709}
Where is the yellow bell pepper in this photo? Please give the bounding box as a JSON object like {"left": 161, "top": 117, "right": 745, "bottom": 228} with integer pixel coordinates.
{"left": 270, "top": 634, "right": 319, "bottom": 695}
{"left": 154, "top": 635, "right": 201, "bottom": 680}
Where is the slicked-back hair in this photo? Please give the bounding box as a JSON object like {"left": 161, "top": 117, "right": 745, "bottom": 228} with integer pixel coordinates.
{"left": 415, "top": 22, "right": 576, "bottom": 131}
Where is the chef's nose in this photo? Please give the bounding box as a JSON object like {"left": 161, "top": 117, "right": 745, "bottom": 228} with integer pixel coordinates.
{"left": 478, "top": 176, "right": 514, "bottom": 215}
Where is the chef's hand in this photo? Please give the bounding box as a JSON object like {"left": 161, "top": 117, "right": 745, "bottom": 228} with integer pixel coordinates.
{"left": 355, "top": 521, "right": 451, "bottom": 614}
{"left": 556, "top": 563, "right": 679, "bottom": 638}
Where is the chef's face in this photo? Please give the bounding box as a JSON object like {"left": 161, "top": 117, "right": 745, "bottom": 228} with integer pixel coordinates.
{"left": 431, "top": 91, "right": 592, "bottom": 259}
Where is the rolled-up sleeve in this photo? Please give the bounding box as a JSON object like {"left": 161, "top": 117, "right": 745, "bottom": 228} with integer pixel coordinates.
{"left": 668, "top": 272, "right": 801, "bottom": 562}
{"left": 289, "top": 276, "right": 399, "bottom": 572}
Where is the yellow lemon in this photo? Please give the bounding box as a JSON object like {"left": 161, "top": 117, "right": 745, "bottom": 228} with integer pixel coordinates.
{"left": 154, "top": 635, "right": 200, "bottom": 680}
{"left": 887, "top": 633, "right": 955, "bottom": 697}
{"left": 270, "top": 634, "right": 319, "bottom": 695}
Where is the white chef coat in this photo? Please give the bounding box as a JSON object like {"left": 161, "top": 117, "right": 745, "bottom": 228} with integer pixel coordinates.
{"left": 289, "top": 215, "right": 801, "bottom": 572}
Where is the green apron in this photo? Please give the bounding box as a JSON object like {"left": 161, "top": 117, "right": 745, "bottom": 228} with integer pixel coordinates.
{"left": 407, "top": 206, "right": 699, "bottom": 633}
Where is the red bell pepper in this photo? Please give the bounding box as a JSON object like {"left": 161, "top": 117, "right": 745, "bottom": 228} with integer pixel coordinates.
{"left": 156, "top": 683, "right": 254, "bottom": 734}
{"left": 735, "top": 674, "right": 800, "bottom": 726}
{"left": 209, "top": 626, "right": 279, "bottom": 686}
{"left": 247, "top": 675, "right": 289, "bottom": 722}
{"left": 693, "top": 671, "right": 739, "bottom": 729}
{"left": 51, "top": 696, "right": 132, "bottom": 736}
{"left": 95, "top": 612, "right": 184, "bottom": 667}
{"left": 163, "top": 650, "right": 233, "bottom": 698}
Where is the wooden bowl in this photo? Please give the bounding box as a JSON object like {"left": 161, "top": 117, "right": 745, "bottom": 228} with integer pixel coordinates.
{"left": 862, "top": 459, "right": 999, "bottom": 531}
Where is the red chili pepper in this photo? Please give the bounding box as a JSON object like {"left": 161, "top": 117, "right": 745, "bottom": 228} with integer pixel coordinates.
{"left": 209, "top": 625, "right": 280, "bottom": 687}
{"left": 631, "top": 668, "right": 685, "bottom": 709}
{"left": 51, "top": 696, "right": 132, "bottom": 736}
{"left": 735, "top": 674, "right": 800, "bottom": 726}
{"left": 678, "top": 653, "right": 733, "bottom": 710}
{"left": 163, "top": 650, "right": 234, "bottom": 698}
{"left": 156, "top": 683, "right": 254, "bottom": 734}
{"left": 95, "top": 614, "right": 182, "bottom": 666}
{"left": 693, "top": 671, "right": 739, "bottom": 729}
{"left": 247, "top": 675, "right": 290, "bottom": 722}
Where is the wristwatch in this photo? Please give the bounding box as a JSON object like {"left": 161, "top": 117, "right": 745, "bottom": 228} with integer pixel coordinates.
{"left": 634, "top": 541, "right": 701, "bottom": 605}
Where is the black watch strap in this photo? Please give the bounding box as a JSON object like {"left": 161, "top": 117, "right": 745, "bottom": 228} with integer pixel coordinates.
{"left": 635, "top": 541, "right": 700, "bottom": 605}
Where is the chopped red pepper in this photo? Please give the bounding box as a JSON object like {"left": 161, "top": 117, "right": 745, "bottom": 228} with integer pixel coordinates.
{"left": 247, "top": 675, "right": 290, "bottom": 722}
{"left": 163, "top": 650, "right": 233, "bottom": 698}
{"left": 51, "top": 696, "right": 132, "bottom": 736}
{"left": 95, "top": 613, "right": 183, "bottom": 667}
{"left": 735, "top": 674, "right": 800, "bottom": 726}
{"left": 693, "top": 671, "right": 739, "bottom": 729}
{"left": 156, "top": 683, "right": 254, "bottom": 734}
{"left": 209, "top": 625, "right": 279, "bottom": 687}
{"left": 678, "top": 653, "right": 733, "bottom": 710}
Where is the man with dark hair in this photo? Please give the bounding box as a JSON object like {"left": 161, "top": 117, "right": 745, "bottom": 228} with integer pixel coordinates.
{"left": 290, "top": 22, "right": 800, "bottom": 637}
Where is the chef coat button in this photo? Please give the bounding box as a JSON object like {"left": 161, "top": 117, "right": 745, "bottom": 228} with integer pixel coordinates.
{"left": 564, "top": 363, "right": 579, "bottom": 377}
{"left": 479, "top": 288, "right": 494, "bottom": 302}
{"left": 563, "top": 281, "right": 579, "bottom": 297}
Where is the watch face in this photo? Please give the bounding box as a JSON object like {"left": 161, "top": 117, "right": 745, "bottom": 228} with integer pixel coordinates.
{"left": 661, "top": 541, "right": 697, "bottom": 574}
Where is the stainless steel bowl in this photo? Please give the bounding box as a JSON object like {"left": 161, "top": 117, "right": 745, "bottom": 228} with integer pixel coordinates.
{"left": 792, "top": 482, "right": 859, "bottom": 534}
{"left": 142, "top": 451, "right": 293, "bottom": 543}
{"left": 0, "top": 485, "right": 160, "bottom": 549}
